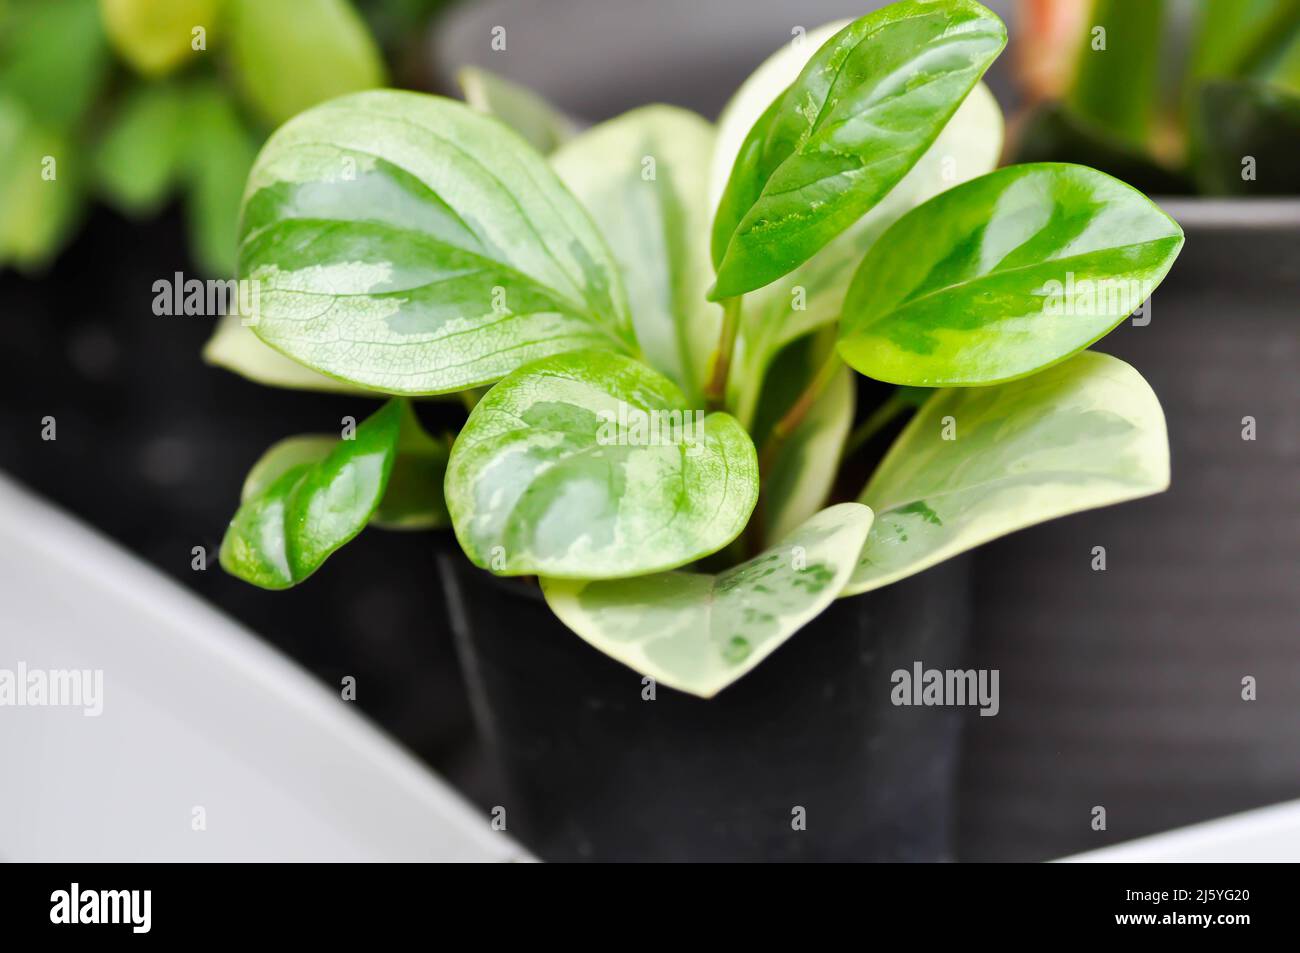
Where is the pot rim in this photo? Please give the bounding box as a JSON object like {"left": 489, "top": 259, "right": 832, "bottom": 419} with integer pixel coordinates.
{"left": 1156, "top": 197, "right": 1300, "bottom": 231}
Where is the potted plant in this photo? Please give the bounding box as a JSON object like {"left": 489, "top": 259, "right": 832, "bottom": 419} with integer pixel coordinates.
{"left": 212, "top": 0, "right": 1183, "bottom": 860}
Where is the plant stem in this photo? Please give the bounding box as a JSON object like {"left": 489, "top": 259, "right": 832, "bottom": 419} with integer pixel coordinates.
{"left": 844, "top": 390, "right": 912, "bottom": 457}
{"left": 757, "top": 350, "right": 842, "bottom": 477}
{"left": 703, "top": 296, "right": 742, "bottom": 413}
{"left": 458, "top": 388, "right": 485, "bottom": 414}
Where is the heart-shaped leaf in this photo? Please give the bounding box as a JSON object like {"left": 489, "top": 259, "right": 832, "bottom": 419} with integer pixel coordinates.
{"left": 238, "top": 90, "right": 633, "bottom": 395}
{"left": 445, "top": 350, "right": 758, "bottom": 579}
{"left": 542, "top": 502, "right": 872, "bottom": 697}
{"left": 843, "top": 351, "right": 1168, "bottom": 596}
{"left": 221, "top": 399, "right": 402, "bottom": 588}
{"left": 552, "top": 105, "right": 719, "bottom": 403}
{"left": 458, "top": 66, "right": 577, "bottom": 155}
{"left": 709, "top": 0, "right": 1006, "bottom": 299}
{"left": 837, "top": 163, "right": 1184, "bottom": 387}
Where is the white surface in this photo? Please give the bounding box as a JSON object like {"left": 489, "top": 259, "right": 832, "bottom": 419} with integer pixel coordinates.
{"left": 1060, "top": 799, "right": 1300, "bottom": 863}
{"left": 0, "top": 473, "right": 527, "bottom": 862}
{"left": 3, "top": 469, "right": 1296, "bottom": 864}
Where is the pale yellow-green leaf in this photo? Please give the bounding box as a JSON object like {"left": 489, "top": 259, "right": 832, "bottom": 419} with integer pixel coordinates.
{"left": 0, "top": 100, "right": 81, "bottom": 270}
{"left": 203, "top": 312, "right": 372, "bottom": 393}
{"left": 227, "top": 0, "right": 385, "bottom": 126}
{"left": 551, "top": 105, "right": 719, "bottom": 402}
{"left": 100, "top": 0, "right": 219, "bottom": 77}
{"left": 542, "top": 502, "right": 873, "bottom": 697}
{"left": 843, "top": 351, "right": 1169, "bottom": 597}
{"left": 458, "top": 66, "right": 577, "bottom": 155}
{"left": 763, "top": 363, "right": 855, "bottom": 543}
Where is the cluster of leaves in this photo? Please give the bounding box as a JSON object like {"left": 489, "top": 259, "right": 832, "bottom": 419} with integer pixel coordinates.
{"left": 0, "top": 0, "right": 448, "bottom": 274}
{"left": 1016, "top": 0, "right": 1300, "bottom": 194}
{"left": 214, "top": 0, "right": 1182, "bottom": 697}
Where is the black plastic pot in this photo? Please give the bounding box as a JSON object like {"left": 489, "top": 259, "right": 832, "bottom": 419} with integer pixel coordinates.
{"left": 439, "top": 552, "right": 971, "bottom": 862}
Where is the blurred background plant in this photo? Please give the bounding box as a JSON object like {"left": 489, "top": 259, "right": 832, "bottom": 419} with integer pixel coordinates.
{"left": 0, "top": 0, "right": 452, "bottom": 275}
{"left": 1012, "top": 0, "right": 1300, "bottom": 194}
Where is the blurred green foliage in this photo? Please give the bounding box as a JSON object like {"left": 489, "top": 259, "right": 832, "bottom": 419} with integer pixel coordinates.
{"left": 0, "top": 0, "right": 455, "bottom": 275}
{"left": 1018, "top": 0, "right": 1300, "bottom": 195}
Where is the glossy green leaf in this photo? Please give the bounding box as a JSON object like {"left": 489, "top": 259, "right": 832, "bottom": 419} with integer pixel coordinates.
{"left": 542, "top": 502, "right": 873, "bottom": 698}
{"left": 458, "top": 66, "right": 577, "bottom": 155}
{"left": 552, "top": 105, "right": 719, "bottom": 403}
{"left": 446, "top": 350, "right": 758, "bottom": 579}
{"left": 227, "top": 0, "right": 385, "bottom": 126}
{"left": 708, "top": 0, "right": 1006, "bottom": 299}
{"left": 719, "top": 78, "right": 1003, "bottom": 426}
{"left": 221, "top": 399, "right": 402, "bottom": 589}
{"left": 183, "top": 84, "right": 258, "bottom": 276}
{"left": 710, "top": 20, "right": 1001, "bottom": 424}
{"left": 237, "top": 405, "right": 448, "bottom": 535}
{"left": 240, "top": 434, "right": 339, "bottom": 501}
{"left": 99, "top": 0, "right": 217, "bottom": 76}
{"left": 1, "top": 0, "right": 109, "bottom": 130}
{"left": 1065, "top": 0, "right": 1165, "bottom": 149}
{"left": 94, "top": 83, "right": 185, "bottom": 216}
{"left": 707, "top": 20, "right": 849, "bottom": 214}
{"left": 239, "top": 90, "right": 634, "bottom": 395}
{"left": 843, "top": 350, "right": 1168, "bottom": 596}
{"left": 837, "top": 163, "right": 1184, "bottom": 387}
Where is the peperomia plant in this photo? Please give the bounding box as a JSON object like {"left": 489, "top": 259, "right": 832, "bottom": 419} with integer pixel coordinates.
{"left": 211, "top": 0, "right": 1182, "bottom": 697}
